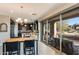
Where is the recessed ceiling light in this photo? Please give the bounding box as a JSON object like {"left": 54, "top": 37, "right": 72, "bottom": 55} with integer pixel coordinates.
{"left": 20, "top": 6, "right": 23, "bottom": 8}
{"left": 32, "top": 13, "right": 37, "bottom": 15}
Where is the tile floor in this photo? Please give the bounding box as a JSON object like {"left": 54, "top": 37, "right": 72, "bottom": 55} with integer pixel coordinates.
{"left": 38, "top": 41, "right": 58, "bottom": 55}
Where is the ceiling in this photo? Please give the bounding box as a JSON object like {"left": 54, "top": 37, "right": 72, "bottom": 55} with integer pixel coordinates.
{"left": 0, "top": 3, "right": 76, "bottom": 23}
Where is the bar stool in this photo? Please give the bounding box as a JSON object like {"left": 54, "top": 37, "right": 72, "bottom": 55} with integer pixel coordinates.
{"left": 3, "top": 42, "right": 20, "bottom": 55}
{"left": 24, "top": 40, "right": 35, "bottom": 55}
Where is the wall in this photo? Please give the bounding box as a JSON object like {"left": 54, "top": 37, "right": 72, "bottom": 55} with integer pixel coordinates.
{"left": 0, "top": 15, "right": 10, "bottom": 46}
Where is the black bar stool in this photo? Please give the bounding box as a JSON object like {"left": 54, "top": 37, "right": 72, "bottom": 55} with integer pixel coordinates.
{"left": 24, "top": 40, "right": 35, "bottom": 55}
{"left": 3, "top": 42, "right": 20, "bottom": 55}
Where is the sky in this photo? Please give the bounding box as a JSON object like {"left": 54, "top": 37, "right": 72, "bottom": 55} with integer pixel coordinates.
{"left": 64, "top": 17, "right": 79, "bottom": 25}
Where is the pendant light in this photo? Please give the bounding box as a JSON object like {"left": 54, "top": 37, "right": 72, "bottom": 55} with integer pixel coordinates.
{"left": 16, "top": 6, "right": 28, "bottom": 25}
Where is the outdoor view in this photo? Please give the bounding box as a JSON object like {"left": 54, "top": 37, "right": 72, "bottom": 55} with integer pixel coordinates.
{"left": 55, "top": 17, "right": 79, "bottom": 41}
{"left": 52, "top": 17, "right": 79, "bottom": 55}
{"left": 62, "top": 17, "right": 79, "bottom": 41}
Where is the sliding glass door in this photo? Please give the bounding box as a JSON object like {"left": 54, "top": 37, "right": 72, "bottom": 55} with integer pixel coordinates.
{"left": 41, "top": 5, "right": 79, "bottom": 55}
{"left": 62, "top": 17, "right": 79, "bottom": 55}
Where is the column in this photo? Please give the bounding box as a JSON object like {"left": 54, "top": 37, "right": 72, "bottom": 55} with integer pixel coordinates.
{"left": 46, "top": 20, "right": 49, "bottom": 43}
{"left": 60, "top": 14, "right": 63, "bottom": 54}
{"left": 54, "top": 22, "right": 57, "bottom": 38}
{"left": 38, "top": 21, "right": 41, "bottom": 41}
{"left": 14, "top": 23, "right": 18, "bottom": 37}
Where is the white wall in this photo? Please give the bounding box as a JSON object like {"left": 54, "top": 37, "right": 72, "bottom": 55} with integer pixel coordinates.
{"left": 0, "top": 15, "right": 10, "bottom": 46}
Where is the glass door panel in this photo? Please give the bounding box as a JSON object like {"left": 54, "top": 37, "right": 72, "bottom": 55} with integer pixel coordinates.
{"left": 62, "top": 17, "right": 79, "bottom": 55}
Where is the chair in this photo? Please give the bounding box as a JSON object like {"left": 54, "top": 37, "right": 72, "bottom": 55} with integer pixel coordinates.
{"left": 24, "top": 40, "right": 35, "bottom": 55}
{"left": 48, "top": 37, "right": 55, "bottom": 47}
{"left": 73, "top": 45, "right": 79, "bottom": 55}
{"left": 62, "top": 40, "right": 73, "bottom": 55}
{"left": 3, "top": 42, "right": 20, "bottom": 55}
{"left": 54, "top": 38, "right": 60, "bottom": 50}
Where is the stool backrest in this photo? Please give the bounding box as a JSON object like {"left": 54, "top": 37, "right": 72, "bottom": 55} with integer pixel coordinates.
{"left": 24, "top": 40, "right": 34, "bottom": 47}
{"left": 5, "top": 42, "right": 20, "bottom": 52}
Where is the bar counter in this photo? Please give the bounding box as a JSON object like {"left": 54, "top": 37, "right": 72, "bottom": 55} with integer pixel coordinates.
{"left": 3, "top": 37, "right": 38, "bottom": 55}
{"left": 6, "top": 37, "right": 37, "bottom": 42}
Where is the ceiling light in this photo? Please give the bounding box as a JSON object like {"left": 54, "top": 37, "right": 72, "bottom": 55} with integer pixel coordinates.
{"left": 24, "top": 25, "right": 27, "bottom": 27}
{"left": 20, "top": 6, "right": 23, "bottom": 8}
{"left": 18, "top": 18, "right": 21, "bottom": 21}
{"left": 32, "top": 13, "right": 37, "bottom": 15}
{"left": 16, "top": 19, "right": 19, "bottom": 22}
{"left": 30, "top": 25, "right": 32, "bottom": 27}
{"left": 16, "top": 18, "right": 21, "bottom": 22}
{"left": 20, "top": 20, "right": 23, "bottom": 23}
{"left": 24, "top": 19, "right": 28, "bottom": 22}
